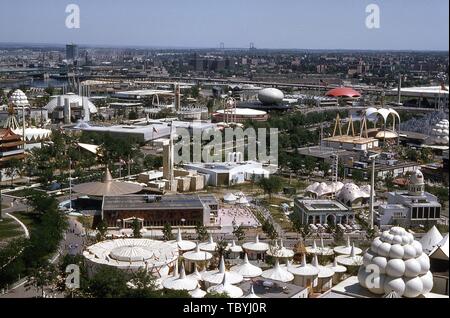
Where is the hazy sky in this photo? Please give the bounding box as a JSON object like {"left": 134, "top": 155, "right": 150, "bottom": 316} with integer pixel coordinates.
{"left": 0, "top": 0, "right": 448, "bottom": 50}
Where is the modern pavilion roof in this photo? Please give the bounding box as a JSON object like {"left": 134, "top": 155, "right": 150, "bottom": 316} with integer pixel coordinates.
{"left": 198, "top": 234, "right": 217, "bottom": 253}
{"left": 169, "top": 228, "right": 196, "bottom": 252}
{"left": 242, "top": 235, "right": 269, "bottom": 252}
{"left": 73, "top": 168, "right": 143, "bottom": 196}
{"left": 312, "top": 255, "right": 335, "bottom": 279}
{"left": 333, "top": 236, "right": 363, "bottom": 255}
{"left": 82, "top": 238, "right": 178, "bottom": 273}
{"left": 230, "top": 253, "right": 263, "bottom": 278}
{"left": 207, "top": 272, "right": 244, "bottom": 298}
{"left": 261, "top": 259, "right": 294, "bottom": 283}
{"left": 429, "top": 234, "right": 449, "bottom": 261}
{"left": 202, "top": 256, "right": 244, "bottom": 285}
{"left": 326, "top": 258, "right": 347, "bottom": 274}
{"left": 266, "top": 239, "right": 295, "bottom": 258}
{"left": 420, "top": 226, "right": 444, "bottom": 255}
{"left": 162, "top": 263, "right": 198, "bottom": 291}
{"left": 226, "top": 240, "right": 243, "bottom": 253}
{"left": 183, "top": 243, "right": 213, "bottom": 262}
{"left": 288, "top": 254, "right": 320, "bottom": 277}
{"left": 336, "top": 245, "right": 364, "bottom": 267}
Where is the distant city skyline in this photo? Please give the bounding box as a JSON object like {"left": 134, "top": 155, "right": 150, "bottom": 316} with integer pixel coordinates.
{"left": 0, "top": 0, "right": 448, "bottom": 51}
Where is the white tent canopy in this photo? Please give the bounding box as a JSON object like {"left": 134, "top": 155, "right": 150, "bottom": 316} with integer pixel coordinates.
{"left": 202, "top": 256, "right": 244, "bottom": 285}
{"left": 230, "top": 253, "right": 263, "bottom": 278}
{"left": 162, "top": 263, "right": 198, "bottom": 291}
{"left": 429, "top": 234, "right": 449, "bottom": 261}
{"left": 261, "top": 259, "right": 294, "bottom": 283}
{"left": 420, "top": 226, "right": 444, "bottom": 255}
{"left": 207, "top": 272, "right": 243, "bottom": 298}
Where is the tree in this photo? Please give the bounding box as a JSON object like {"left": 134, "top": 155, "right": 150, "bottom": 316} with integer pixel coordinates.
{"left": 257, "top": 176, "right": 283, "bottom": 199}
{"left": 262, "top": 220, "right": 278, "bottom": 240}
{"left": 132, "top": 218, "right": 142, "bottom": 238}
{"left": 87, "top": 267, "right": 129, "bottom": 298}
{"left": 333, "top": 224, "right": 344, "bottom": 245}
{"left": 190, "top": 85, "right": 200, "bottom": 99}
{"left": 27, "top": 191, "right": 59, "bottom": 216}
{"left": 25, "top": 262, "right": 58, "bottom": 298}
{"left": 162, "top": 223, "right": 174, "bottom": 241}
{"left": 352, "top": 169, "right": 365, "bottom": 183}
{"left": 195, "top": 222, "right": 208, "bottom": 241}
{"left": 96, "top": 219, "right": 108, "bottom": 241}
{"left": 215, "top": 240, "right": 229, "bottom": 259}
{"left": 232, "top": 222, "right": 246, "bottom": 242}
{"left": 5, "top": 158, "right": 23, "bottom": 186}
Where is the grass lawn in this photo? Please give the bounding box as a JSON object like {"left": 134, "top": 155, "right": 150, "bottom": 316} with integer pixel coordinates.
{"left": 262, "top": 197, "right": 294, "bottom": 231}
{"left": 4, "top": 188, "right": 44, "bottom": 198}
{"left": 12, "top": 211, "right": 40, "bottom": 234}
{"left": 0, "top": 217, "right": 23, "bottom": 240}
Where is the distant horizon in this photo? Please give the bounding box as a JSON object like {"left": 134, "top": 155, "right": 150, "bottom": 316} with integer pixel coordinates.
{"left": 0, "top": 0, "right": 448, "bottom": 51}
{"left": 0, "top": 41, "right": 448, "bottom": 53}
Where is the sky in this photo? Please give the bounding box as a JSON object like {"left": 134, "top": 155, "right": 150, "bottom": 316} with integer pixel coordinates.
{"left": 0, "top": 0, "right": 448, "bottom": 50}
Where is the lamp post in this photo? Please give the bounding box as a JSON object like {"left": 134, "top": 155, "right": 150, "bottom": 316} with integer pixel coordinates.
{"left": 368, "top": 153, "right": 380, "bottom": 230}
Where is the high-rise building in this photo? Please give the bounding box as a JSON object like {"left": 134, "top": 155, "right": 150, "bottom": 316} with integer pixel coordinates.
{"left": 66, "top": 44, "right": 79, "bottom": 60}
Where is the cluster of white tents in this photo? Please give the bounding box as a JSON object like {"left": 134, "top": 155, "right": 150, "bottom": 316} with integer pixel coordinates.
{"left": 223, "top": 192, "right": 250, "bottom": 205}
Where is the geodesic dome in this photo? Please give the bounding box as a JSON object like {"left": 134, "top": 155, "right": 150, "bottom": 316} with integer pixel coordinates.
{"left": 358, "top": 227, "right": 433, "bottom": 298}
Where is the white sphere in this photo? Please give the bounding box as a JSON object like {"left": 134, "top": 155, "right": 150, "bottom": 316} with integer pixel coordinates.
{"left": 404, "top": 258, "right": 422, "bottom": 277}
{"left": 403, "top": 277, "right": 424, "bottom": 298}
{"left": 378, "top": 242, "right": 392, "bottom": 257}
{"left": 401, "top": 235, "right": 410, "bottom": 245}
{"left": 258, "top": 88, "right": 284, "bottom": 105}
{"left": 420, "top": 271, "right": 433, "bottom": 294}
{"left": 389, "top": 244, "right": 405, "bottom": 259}
{"left": 411, "top": 240, "right": 423, "bottom": 257}
{"left": 380, "top": 231, "right": 390, "bottom": 242}
{"left": 392, "top": 235, "right": 403, "bottom": 245}
{"left": 372, "top": 256, "right": 388, "bottom": 274}
{"left": 358, "top": 266, "right": 370, "bottom": 288}
{"left": 371, "top": 237, "right": 383, "bottom": 254}
{"left": 363, "top": 250, "right": 376, "bottom": 266}
{"left": 367, "top": 274, "right": 387, "bottom": 295}
{"left": 416, "top": 253, "right": 430, "bottom": 275}
{"left": 386, "top": 259, "right": 405, "bottom": 278}
{"left": 403, "top": 244, "right": 416, "bottom": 259}
{"left": 406, "top": 233, "right": 414, "bottom": 244}
{"left": 384, "top": 276, "right": 406, "bottom": 296}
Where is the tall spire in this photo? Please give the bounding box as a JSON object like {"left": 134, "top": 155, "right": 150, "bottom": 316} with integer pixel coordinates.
{"left": 218, "top": 256, "right": 225, "bottom": 273}
{"left": 312, "top": 254, "right": 319, "bottom": 267}
{"left": 176, "top": 227, "right": 182, "bottom": 242}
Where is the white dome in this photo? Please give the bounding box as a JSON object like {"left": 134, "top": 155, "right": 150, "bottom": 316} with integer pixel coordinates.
{"left": 9, "top": 89, "right": 29, "bottom": 107}
{"left": 45, "top": 94, "right": 97, "bottom": 114}
{"left": 358, "top": 226, "right": 434, "bottom": 298}
{"left": 336, "top": 183, "right": 370, "bottom": 206}
{"left": 258, "top": 88, "right": 284, "bottom": 105}
{"left": 409, "top": 170, "right": 424, "bottom": 186}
